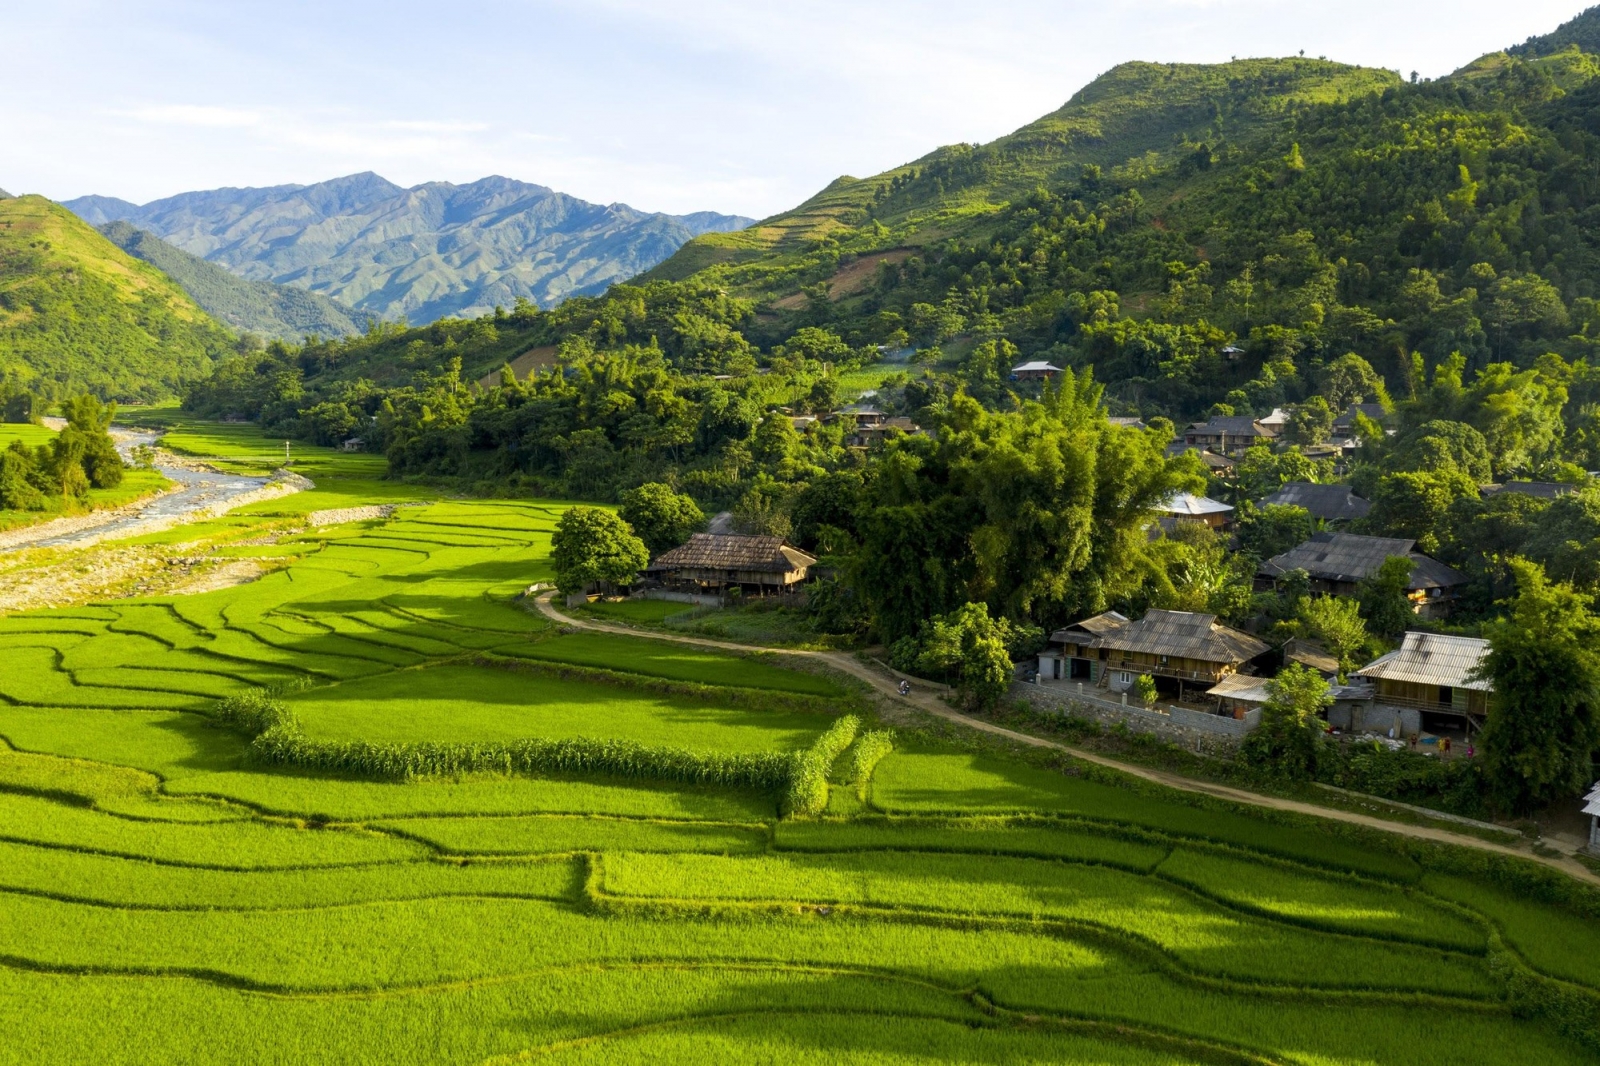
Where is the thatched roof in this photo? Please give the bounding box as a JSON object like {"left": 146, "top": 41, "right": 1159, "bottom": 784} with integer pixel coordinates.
{"left": 648, "top": 533, "right": 817, "bottom": 574}
{"left": 1259, "top": 532, "right": 1465, "bottom": 590}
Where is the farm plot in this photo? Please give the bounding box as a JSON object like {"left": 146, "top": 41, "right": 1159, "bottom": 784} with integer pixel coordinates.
{"left": 1, "top": 471, "right": 1599, "bottom": 1064}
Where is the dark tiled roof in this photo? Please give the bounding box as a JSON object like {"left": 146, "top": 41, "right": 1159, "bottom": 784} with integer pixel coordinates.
{"left": 1260, "top": 482, "right": 1372, "bottom": 522}
{"left": 1187, "top": 416, "right": 1276, "bottom": 437}
{"left": 1259, "top": 532, "right": 1466, "bottom": 589}
{"left": 649, "top": 534, "right": 817, "bottom": 573}
{"left": 1333, "top": 403, "right": 1389, "bottom": 430}
{"left": 1053, "top": 609, "right": 1268, "bottom": 664}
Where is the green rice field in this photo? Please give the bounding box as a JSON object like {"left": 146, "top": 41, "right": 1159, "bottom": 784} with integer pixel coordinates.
{"left": 3, "top": 422, "right": 1600, "bottom": 1063}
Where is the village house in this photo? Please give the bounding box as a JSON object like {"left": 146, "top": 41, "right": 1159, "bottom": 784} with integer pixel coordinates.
{"left": 1583, "top": 783, "right": 1600, "bottom": 852}
{"left": 645, "top": 533, "right": 817, "bottom": 598}
{"left": 847, "top": 416, "right": 923, "bottom": 449}
{"left": 1010, "top": 360, "right": 1062, "bottom": 381}
{"left": 1343, "top": 631, "right": 1493, "bottom": 737}
{"left": 1331, "top": 403, "right": 1390, "bottom": 439}
{"left": 1038, "top": 609, "right": 1269, "bottom": 701}
{"left": 1258, "top": 532, "right": 1467, "bottom": 617}
{"left": 1107, "top": 416, "right": 1147, "bottom": 430}
{"left": 1258, "top": 481, "right": 1371, "bottom": 524}
{"left": 1182, "top": 415, "right": 1278, "bottom": 456}
{"left": 1155, "top": 491, "right": 1235, "bottom": 531}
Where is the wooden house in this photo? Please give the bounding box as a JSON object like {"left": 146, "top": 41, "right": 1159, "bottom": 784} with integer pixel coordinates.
{"left": 1258, "top": 532, "right": 1466, "bottom": 617}
{"left": 1355, "top": 631, "right": 1491, "bottom": 720}
{"left": 646, "top": 534, "right": 817, "bottom": 597}
{"left": 847, "top": 416, "right": 922, "bottom": 448}
{"left": 1183, "top": 416, "right": 1278, "bottom": 456}
{"left": 1039, "top": 609, "right": 1268, "bottom": 699}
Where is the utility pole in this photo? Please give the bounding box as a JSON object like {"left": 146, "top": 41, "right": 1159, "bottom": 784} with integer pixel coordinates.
{"left": 285, "top": 440, "right": 291, "bottom": 466}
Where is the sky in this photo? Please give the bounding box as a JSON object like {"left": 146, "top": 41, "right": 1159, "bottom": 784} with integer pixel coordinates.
{"left": 1, "top": 0, "right": 1590, "bottom": 219}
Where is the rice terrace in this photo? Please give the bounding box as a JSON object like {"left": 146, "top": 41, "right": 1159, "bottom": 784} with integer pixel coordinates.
{"left": 0, "top": 418, "right": 1590, "bottom": 1065}
{"left": 16, "top": 4, "right": 1600, "bottom": 1061}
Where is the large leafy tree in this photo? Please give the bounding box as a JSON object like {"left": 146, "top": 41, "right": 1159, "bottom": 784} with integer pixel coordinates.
{"left": 1477, "top": 560, "right": 1600, "bottom": 814}
{"left": 1356, "top": 555, "right": 1417, "bottom": 642}
{"left": 549, "top": 507, "right": 650, "bottom": 595}
{"left": 617, "top": 482, "right": 705, "bottom": 556}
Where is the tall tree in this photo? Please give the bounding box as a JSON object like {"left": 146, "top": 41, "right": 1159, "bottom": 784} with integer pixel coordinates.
{"left": 1477, "top": 560, "right": 1600, "bottom": 814}
{"left": 549, "top": 507, "right": 650, "bottom": 595}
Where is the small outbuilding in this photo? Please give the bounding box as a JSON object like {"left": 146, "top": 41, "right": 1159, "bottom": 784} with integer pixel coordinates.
{"left": 1480, "top": 481, "right": 1581, "bottom": 501}
{"left": 646, "top": 533, "right": 817, "bottom": 598}
{"left": 1010, "top": 361, "right": 1063, "bottom": 381}
{"left": 1155, "top": 492, "right": 1235, "bottom": 531}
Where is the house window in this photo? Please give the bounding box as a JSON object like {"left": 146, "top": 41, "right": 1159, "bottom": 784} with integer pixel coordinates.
{"left": 1158, "top": 655, "right": 1169, "bottom": 665}
{"left": 1117, "top": 671, "right": 1133, "bottom": 684}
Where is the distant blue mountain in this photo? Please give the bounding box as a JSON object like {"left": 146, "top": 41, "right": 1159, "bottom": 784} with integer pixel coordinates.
{"left": 66, "top": 173, "right": 753, "bottom": 324}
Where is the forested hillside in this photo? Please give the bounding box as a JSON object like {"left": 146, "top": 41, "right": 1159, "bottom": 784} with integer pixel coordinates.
{"left": 99, "top": 222, "right": 365, "bottom": 341}
{"left": 0, "top": 196, "right": 237, "bottom": 401}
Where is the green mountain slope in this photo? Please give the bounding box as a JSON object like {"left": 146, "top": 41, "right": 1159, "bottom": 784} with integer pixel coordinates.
{"left": 1510, "top": 4, "right": 1600, "bottom": 56}
{"left": 648, "top": 58, "right": 1400, "bottom": 284}
{"left": 0, "top": 196, "right": 236, "bottom": 401}
{"left": 99, "top": 221, "right": 366, "bottom": 341}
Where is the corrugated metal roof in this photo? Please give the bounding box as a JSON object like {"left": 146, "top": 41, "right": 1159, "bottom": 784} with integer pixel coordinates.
{"left": 1333, "top": 403, "right": 1389, "bottom": 430}
{"left": 1259, "top": 532, "right": 1466, "bottom": 589}
{"left": 649, "top": 534, "right": 817, "bottom": 574}
{"left": 1356, "top": 632, "right": 1492, "bottom": 691}
{"left": 1011, "top": 361, "right": 1062, "bottom": 373}
{"left": 1160, "top": 492, "right": 1234, "bottom": 516}
{"left": 1260, "top": 482, "right": 1371, "bottom": 522}
{"left": 1206, "top": 674, "right": 1274, "bottom": 702}
{"left": 1091, "top": 609, "right": 1269, "bottom": 664}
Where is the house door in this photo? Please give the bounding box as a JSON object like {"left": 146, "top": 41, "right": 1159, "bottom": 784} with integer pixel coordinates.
{"left": 1070, "top": 658, "right": 1093, "bottom": 681}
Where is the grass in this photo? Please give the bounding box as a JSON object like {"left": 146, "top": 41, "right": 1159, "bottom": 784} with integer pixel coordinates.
{"left": 578, "top": 598, "right": 689, "bottom": 624}
{"left": 284, "top": 664, "right": 835, "bottom": 753}
{"left": 0, "top": 455, "right": 1597, "bottom": 1062}
{"left": 508, "top": 631, "right": 847, "bottom": 696}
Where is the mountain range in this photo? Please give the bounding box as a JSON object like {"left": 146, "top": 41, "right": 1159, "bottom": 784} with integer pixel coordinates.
{"left": 98, "top": 222, "right": 366, "bottom": 341}
{"left": 65, "top": 174, "right": 753, "bottom": 325}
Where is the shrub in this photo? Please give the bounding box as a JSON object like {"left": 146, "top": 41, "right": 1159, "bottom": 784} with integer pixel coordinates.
{"left": 1132, "top": 674, "right": 1158, "bottom": 706}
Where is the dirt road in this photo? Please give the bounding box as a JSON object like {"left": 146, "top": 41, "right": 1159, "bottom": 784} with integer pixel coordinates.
{"left": 535, "top": 593, "right": 1600, "bottom": 888}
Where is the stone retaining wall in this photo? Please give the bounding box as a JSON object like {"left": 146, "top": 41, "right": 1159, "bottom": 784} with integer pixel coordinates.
{"left": 307, "top": 504, "right": 397, "bottom": 527}
{"left": 1013, "top": 681, "right": 1259, "bottom": 754}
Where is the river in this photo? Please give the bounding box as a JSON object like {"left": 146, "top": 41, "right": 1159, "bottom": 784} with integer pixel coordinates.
{"left": 0, "top": 425, "right": 280, "bottom": 553}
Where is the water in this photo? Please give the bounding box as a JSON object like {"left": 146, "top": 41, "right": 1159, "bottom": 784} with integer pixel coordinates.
{"left": 3, "top": 427, "right": 273, "bottom": 552}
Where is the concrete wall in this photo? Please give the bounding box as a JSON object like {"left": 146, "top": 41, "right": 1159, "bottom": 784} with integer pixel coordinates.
{"left": 1015, "top": 681, "right": 1259, "bottom": 754}
{"left": 1327, "top": 701, "right": 1422, "bottom": 738}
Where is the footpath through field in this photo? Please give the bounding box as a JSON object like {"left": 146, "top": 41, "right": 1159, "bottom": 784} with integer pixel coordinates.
{"left": 535, "top": 592, "right": 1600, "bottom": 889}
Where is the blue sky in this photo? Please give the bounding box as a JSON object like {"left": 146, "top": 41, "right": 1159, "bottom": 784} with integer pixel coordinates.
{"left": 2, "top": 1, "right": 1589, "bottom": 218}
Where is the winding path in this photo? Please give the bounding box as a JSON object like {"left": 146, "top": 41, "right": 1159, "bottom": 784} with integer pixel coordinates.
{"left": 535, "top": 592, "right": 1600, "bottom": 888}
